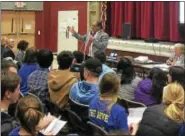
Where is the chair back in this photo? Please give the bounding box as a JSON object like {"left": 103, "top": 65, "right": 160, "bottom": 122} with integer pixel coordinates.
{"left": 67, "top": 109, "right": 88, "bottom": 133}
{"left": 87, "top": 121, "right": 108, "bottom": 136}
{"left": 69, "top": 98, "right": 89, "bottom": 122}
{"left": 117, "top": 98, "right": 146, "bottom": 115}
{"left": 44, "top": 99, "right": 62, "bottom": 116}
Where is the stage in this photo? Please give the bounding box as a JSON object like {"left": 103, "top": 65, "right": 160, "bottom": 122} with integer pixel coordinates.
{"left": 107, "top": 38, "right": 176, "bottom": 58}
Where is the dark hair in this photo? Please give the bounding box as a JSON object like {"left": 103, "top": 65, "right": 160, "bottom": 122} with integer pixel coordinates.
{"left": 84, "top": 58, "right": 102, "bottom": 77}
{"left": 97, "top": 21, "right": 103, "bottom": 29}
{"left": 149, "top": 68, "right": 167, "bottom": 104}
{"left": 37, "top": 49, "right": 53, "bottom": 68}
{"left": 17, "top": 40, "right": 29, "bottom": 51}
{"left": 16, "top": 94, "right": 44, "bottom": 136}
{"left": 73, "top": 51, "right": 84, "bottom": 63}
{"left": 169, "top": 66, "right": 185, "bottom": 89}
{"left": 117, "top": 58, "right": 136, "bottom": 84}
{"left": 57, "top": 51, "right": 73, "bottom": 69}
{"left": 1, "top": 71, "right": 21, "bottom": 100}
{"left": 1, "top": 59, "right": 17, "bottom": 71}
{"left": 23, "top": 48, "right": 37, "bottom": 64}
{"left": 94, "top": 51, "right": 106, "bottom": 63}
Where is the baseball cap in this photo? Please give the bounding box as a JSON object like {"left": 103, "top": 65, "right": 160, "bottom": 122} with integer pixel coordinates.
{"left": 84, "top": 58, "right": 102, "bottom": 75}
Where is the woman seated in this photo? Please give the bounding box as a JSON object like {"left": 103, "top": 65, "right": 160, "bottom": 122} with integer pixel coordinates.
{"left": 135, "top": 82, "right": 184, "bottom": 136}
{"left": 18, "top": 48, "right": 39, "bottom": 95}
{"left": 166, "top": 43, "right": 184, "bottom": 67}
{"left": 88, "top": 72, "right": 128, "bottom": 132}
{"left": 134, "top": 67, "right": 167, "bottom": 106}
{"left": 9, "top": 94, "right": 56, "bottom": 136}
{"left": 167, "top": 66, "right": 185, "bottom": 90}
{"left": 117, "top": 57, "right": 141, "bottom": 100}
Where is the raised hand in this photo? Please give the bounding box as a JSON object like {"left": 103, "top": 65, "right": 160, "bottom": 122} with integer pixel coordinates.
{"left": 67, "top": 26, "right": 75, "bottom": 34}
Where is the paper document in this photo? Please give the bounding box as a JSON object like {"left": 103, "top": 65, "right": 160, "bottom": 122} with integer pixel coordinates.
{"left": 127, "top": 107, "right": 146, "bottom": 125}
{"left": 40, "top": 118, "right": 67, "bottom": 135}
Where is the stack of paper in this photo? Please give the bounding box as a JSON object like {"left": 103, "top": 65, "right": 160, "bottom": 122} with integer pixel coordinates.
{"left": 127, "top": 107, "right": 146, "bottom": 125}
{"left": 40, "top": 118, "right": 67, "bottom": 135}
{"left": 135, "top": 56, "right": 149, "bottom": 63}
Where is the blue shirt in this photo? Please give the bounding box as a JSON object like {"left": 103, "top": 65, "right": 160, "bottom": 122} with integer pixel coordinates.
{"left": 18, "top": 64, "right": 39, "bottom": 95}
{"left": 9, "top": 127, "right": 44, "bottom": 136}
{"left": 99, "top": 64, "right": 115, "bottom": 82}
{"left": 89, "top": 97, "right": 128, "bottom": 132}
{"left": 28, "top": 68, "right": 50, "bottom": 103}
{"left": 69, "top": 81, "right": 99, "bottom": 106}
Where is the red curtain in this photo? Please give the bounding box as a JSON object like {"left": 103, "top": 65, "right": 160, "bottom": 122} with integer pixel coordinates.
{"left": 111, "top": 2, "right": 123, "bottom": 36}
{"left": 109, "top": 2, "right": 181, "bottom": 42}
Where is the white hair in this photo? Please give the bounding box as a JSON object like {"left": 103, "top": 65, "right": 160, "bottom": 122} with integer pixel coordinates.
{"left": 174, "top": 43, "right": 184, "bottom": 48}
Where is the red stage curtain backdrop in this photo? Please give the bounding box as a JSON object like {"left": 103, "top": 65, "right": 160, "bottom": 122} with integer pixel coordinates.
{"left": 110, "top": 2, "right": 181, "bottom": 42}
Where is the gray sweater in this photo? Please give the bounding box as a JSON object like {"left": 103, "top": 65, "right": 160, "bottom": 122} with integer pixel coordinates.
{"left": 119, "top": 76, "right": 141, "bottom": 100}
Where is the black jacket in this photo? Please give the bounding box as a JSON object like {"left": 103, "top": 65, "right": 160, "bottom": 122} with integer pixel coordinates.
{"left": 1, "top": 112, "right": 19, "bottom": 136}
{"left": 136, "top": 105, "right": 183, "bottom": 136}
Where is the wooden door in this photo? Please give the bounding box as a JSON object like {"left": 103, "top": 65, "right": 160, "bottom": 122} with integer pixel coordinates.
{"left": 19, "top": 11, "right": 35, "bottom": 48}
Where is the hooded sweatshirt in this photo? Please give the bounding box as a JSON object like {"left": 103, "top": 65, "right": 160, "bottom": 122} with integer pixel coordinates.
{"left": 48, "top": 69, "right": 78, "bottom": 108}
{"left": 134, "top": 78, "right": 157, "bottom": 106}
{"left": 69, "top": 81, "right": 99, "bottom": 106}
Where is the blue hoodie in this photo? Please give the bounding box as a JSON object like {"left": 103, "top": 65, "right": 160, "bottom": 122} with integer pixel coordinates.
{"left": 99, "top": 64, "right": 114, "bottom": 83}
{"left": 69, "top": 81, "right": 99, "bottom": 106}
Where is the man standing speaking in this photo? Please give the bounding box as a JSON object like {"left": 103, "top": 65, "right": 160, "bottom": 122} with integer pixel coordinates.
{"left": 67, "top": 21, "right": 109, "bottom": 57}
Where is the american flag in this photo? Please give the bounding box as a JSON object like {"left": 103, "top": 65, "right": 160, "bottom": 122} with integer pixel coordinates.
{"left": 100, "top": 2, "right": 107, "bottom": 31}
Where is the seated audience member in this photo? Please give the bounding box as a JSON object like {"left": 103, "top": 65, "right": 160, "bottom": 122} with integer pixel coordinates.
{"left": 166, "top": 43, "right": 184, "bottom": 67}
{"left": 1, "top": 36, "right": 8, "bottom": 59}
{"left": 28, "top": 49, "right": 54, "bottom": 103}
{"left": 1, "top": 71, "right": 21, "bottom": 136}
{"left": 1, "top": 38, "right": 15, "bottom": 60}
{"left": 48, "top": 51, "right": 78, "bottom": 108}
{"left": 70, "top": 58, "right": 102, "bottom": 106}
{"left": 9, "top": 94, "right": 56, "bottom": 136}
{"left": 18, "top": 48, "right": 39, "bottom": 95}
{"left": 1, "top": 59, "right": 18, "bottom": 73}
{"left": 89, "top": 72, "right": 128, "bottom": 132}
{"left": 70, "top": 50, "right": 84, "bottom": 80}
{"left": 134, "top": 67, "right": 167, "bottom": 106}
{"left": 136, "top": 82, "right": 184, "bottom": 136}
{"left": 167, "top": 66, "right": 185, "bottom": 89}
{"left": 15, "top": 40, "right": 29, "bottom": 65}
{"left": 94, "top": 51, "right": 114, "bottom": 82}
{"left": 117, "top": 57, "right": 141, "bottom": 100}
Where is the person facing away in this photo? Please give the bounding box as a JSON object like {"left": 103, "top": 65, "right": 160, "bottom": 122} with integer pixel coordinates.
{"left": 15, "top": 40, "right": 29, "bottom": 65}
{"left": 1, "top": 71, "right": 21, "bottom": 136}
{"left": 28, "top": 49, "right": 54, "bottom": 104}
{"left": 18, "top": 48, "right": 39, "bottom": 95}
{"left": 136, "top": 82, "right": 184, "bottom": 136}
{"left": 70, "top": 50, "right": 84, "bottom": 80}
{"left": 1, "top": 59, "right": 18, "bottom": 73}
{"left": 48, "top": 51, "right": 78, "bottom": 109}
{"left": 9, "top": 94, "right": 56, "bottom": 136}
{"left": 134, "top": 67, "right": 167, "bottom": 106}
{"left": 1, "top": 38, "right": 15, "bottom": 60}
{"left": 166, "top": 43, "right": 184, "bottom": 67}
{"left": 89, "top": 72, "right": 128, "bottom": 132}
{"left": 94, "top": 51, "right": 115, "bottom": 82}
{"left": 67, "top": 21, "right": 109, "bottom": 57}
{"left": 167, "top": 66, "right": 185, "bottom": 90}
{"left": 117, "top": 57, "right": 141, "bottom": 100}
{"left": 69, "top": 58, "right": 102, "bottom": 106}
